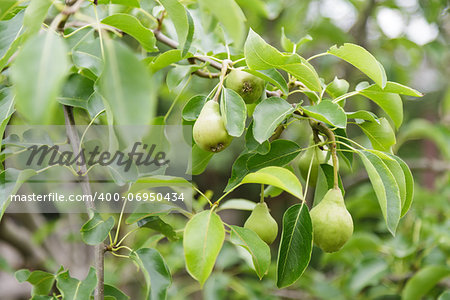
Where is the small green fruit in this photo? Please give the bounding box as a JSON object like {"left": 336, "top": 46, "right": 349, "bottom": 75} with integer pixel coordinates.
{"left": 225, "top": 69, "right": 265, "bottom": 104}
{"left": 193, "top": 101, "right": 232, "bottom": 152}
{"left": 310, "top": 188, "right": 353, "bottom": 253}
{"left": 244, "top": 202, "right": 278, "bottom": 244}
{"left": 298, "top": 146, "right": 326, "bottom": 186}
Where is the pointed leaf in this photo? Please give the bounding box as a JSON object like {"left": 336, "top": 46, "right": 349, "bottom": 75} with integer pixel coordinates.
{"left": 220, "top": 88, "right": 246, "bottom": 137}
{"left": 358, "top": 117, "right": 396, "bottom": 151}
{"left": 183, "top": 210, "right": 225, "bottom": 286}
{"left": 229, "top": 225, "right": 270, "bottom": 279}
{"left": 302, "top": 100, "right": 347, "bottom": 128}
{"left": 244, "top": 69, "right": 288, "bottom": 95}
{"left": 56, "top": 267, "right": 97, "bottom": 300}
{"left": 137, "top": 216, "right": 178, "bottom": 241}
{"left": 402, "top": 265, "right": 450, "bottom": 300}
{"left": 80, "top": 213, "right": 115, "bottom": 245}
{"left": 276, "top": 203, "right": 312, "bottom": 288}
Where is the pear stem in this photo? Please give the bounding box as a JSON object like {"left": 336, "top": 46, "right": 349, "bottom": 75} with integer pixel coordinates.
{"left": 260, "top": 184, "right": 265, "bottom": 203}
{"left": 309, "top": 120, "right": 339, "bottom": 189}
{"left": 212, "top": 60, "right": 231, "bottom": 103}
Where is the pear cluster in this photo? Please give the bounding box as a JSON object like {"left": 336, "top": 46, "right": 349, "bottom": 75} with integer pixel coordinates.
{"left": 310, "top": 188, "right": 353, "bottom": 252}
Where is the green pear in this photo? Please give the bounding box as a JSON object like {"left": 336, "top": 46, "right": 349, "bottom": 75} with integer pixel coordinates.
{"left": 310, "top": 188, "right": 353, "bottom": 253}
{"left": 298, "top": 146, "right": 326, "bottom": 186}
{"left": 244, "top": 202, "right": 278, "bottom": 244}
{"left": 193, "top": 101, "right": 232, "bottom": 152}
{"left": 225, "top": 69, "right": 265, "bottom": 104}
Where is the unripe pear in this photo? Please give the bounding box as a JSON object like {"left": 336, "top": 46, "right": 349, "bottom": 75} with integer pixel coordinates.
{"left": 225, "top": 69, "right": 265, "bottom": 104}
{"left": 193, "top": 101, "right": 232, "bottom": 153}
{"left": 298, "top": 146, "right": 326, "bottom": 186}
{"left": 244, "top": 202, "right": 278, "bottom": 244}
{"left": 310, "top": 188, "right": 353, "bottom": 253}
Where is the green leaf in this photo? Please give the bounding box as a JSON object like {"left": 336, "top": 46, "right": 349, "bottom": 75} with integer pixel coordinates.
{"left": 313, "top": 164, "right": 344, "bottom": 205}
{"left": 0, "top": 87, "right": 15, "bottom": 145}
{"left": 357, "top": 150, "right": 401, "bottom": 235}
{"left": 245, "top": 122, "right": 270, "bottom": 154}
{"left": 253, "top": 97, "right": 294, "bottom": 143}
{"left": 104, "top": 284, "right": 129, "bottom": 300}
{"left": 197, "top": 0, "right": 246, "bottom": 46}
{"left": 245, "top": 29, "right": 321, "bottom": 91}
{"left": 159, "top": 0, "right": 194, "bottom": 56}
{"left": 217, "top": 199, "right": 256, "bottom": 211}
{"left": 1, "top": 168, "right": 37, "bottom": 221}
{"left": 220, "top": 88, "right": 246, "bottom": 137}
{"left": 359, "top": 84, "right": 403, "bottom": 128}
{"left": 239, "top": 166, "right": 303, "bottom": 200}
{"left": 183, "top": 210, "right": 225, "bottom": 286}
{"left": 131, "top": 248, "right": 172, "bottom": 300}
{"left": 98, "top": 40, "right": 156, "bottom": 125}
{"left": 97, "top": 0, "right": 140, "bottom": 6}
{"left": 126, "top": 202, "right": 176, "bottom": 224}
{"left": 302, "top": 100, "right": 347, "bottom": 128}
{"left": 101, "top": 14, "right": 157, "bottom": 52}
{"left": 22, "top": 0, "right": 52, "bottom": 37}
{"left": 182, "top": 95, "right": 207, "bottom": 121}
{"left": 328, "top": 43, "right": 387, "bottom": 88}
{"left": 383, "top": 81, "right": 423, "bottom": 97}
{"left": 72, "top": 38, "right": 103, "bottom": 78}
{"left": 10, "top": 31, "right": 69, "bottom": 124}
{"left": 229, "top": 225, "right": 271, "bottom": 279}
{"left": 402, "top": 265, "right": 450, "bottom": 300}
{"left": 15, "top": 269, "right": 55, "bottom": 296}
{"left": 244, "top": 69, "right": 288, "bottom": 96}
{"left": 347, "top": 110, "right": 379, "bottom": 123}
{"left": 388, "top": 154, "right": 414, "bottom": 217}
{"left": 358, "top": 117, "right": 396, "bottom": 151}
{"left": 80, "top": 213, "right": 115, "bottom": 245}
{"left": 0, "top": 10, "right": 24, "bottom": 58}
{"left": 149, "top": 49, "right": 192, "bottom": 73}
{"left": 189, "top": 144, "right": 214, "bottom": 175}
{"left": 246, "top": 139, "right": 301, "bottom": 170}
{"left": 56, "top": 267, "right": 97, "bottom": 300}
{"left": 439, "top": 291, "right": 450, "bottom": 300}
{"left": 325, "top": 77, "right": 349, "bottom": 99}
{"left": 137, "top": 216, "right": 178, "bottom": 241}
{"left": 224, "top": 152, "right": 254, "bottom": 192}
{"left": 334, "top": 128, "right": 353, "bottom": 168}
{"left": 276, "top": 203, "right": 313, "bottom": 288}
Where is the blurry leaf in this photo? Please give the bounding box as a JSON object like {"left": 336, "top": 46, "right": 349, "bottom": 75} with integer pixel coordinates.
{"left": 245, "top": 29, "right": 321, "bottom": 91}
{"left": 56, "top": 267, "right": 97, "bottom": 300}
{"left": 402, "top": 265, "right": 450, "bottom": 300}
{"left": 328, "top": 43, "right": 387, "bottom": 88}
{"left": 276, "top": 202, "right": 312, "bottom": 288}
{"left": 10, "top": 31, "right": 69, "bottom": 124}
{"left": 22, "top": 0, "right": 51, "bottom": 37}
{"left": 302, "top": 100, "right": 347, "bottom": 128}
{"left": 15, "top": 269, "right": 55, "bottom": 296}
{"left": 126, "top": 202, "right": 176, "bottom": 224}
{"left": 348, "top": 257, "right": 388, "bottom": 294}
{"left": 438, "top": 291, "right": 450, "bottom": 300}
{"left": 229, "top": 225, "right": 271, "bottom": 279}
{"left": 264, "top": 185, "right": 283, "bottom": 198}
{"left": 359, "top": 85, "right": 403, "bottom": 129}
{"left": 357, "top": 150, "right": 401, "bottom": 235}
{"left": 217, "top": 199, "right": 256, "bottom": 211}
{"left": 160, "top": 0, "right": 194, "bottom": 56}
{"left": 104, "top": 284, "right": 129, "bottom": 300}
{"left": 97, "top": 0, "right": 140, "bottom": 6}
{"left": 80, "top": 213, "right": 115, "bottom": 245}
{"left": 246, "top": 139, "right": 301, "bottom": 170}
{"left": 101, "top": 14, "right": 157, "bottom": 52}
{"left": 138, "top": 216, "right": 178, "bottom": 241}
{"left": 220, "top": 88, "right": 246, "bottom": 137}
{"left": 198, "top": 0, "right": 246, "bottom": 46}
{"left": 0, "top": 169, "right": 37, "bottom": 221}
{"left": 189, "top": 144, "right": 214, "bottom": 175}
{"left": 253, "top": 97, "right": 294, "bottom": 143}
{"left": 183, "top": 210, "right": 225, "bottom": 286}
{"left": 0, "top": 88, "right": 15, "bottom": 145}
{"left": 72, "top": 38, "right": 103, "bottom": 78}
{"left": 326, "top": 77, "right": 349, "bottom": 99}
{"left": 131, "top": 248, "right": 172, "bottom": 300}
{"left": 358, "top": 118, "right": 396, "bottom": 151}
{"left": 98, "top": 40, "right": 155, "bottom": 125}
{"left": 244, "top": 68, "right": 288, "bottom": 95}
